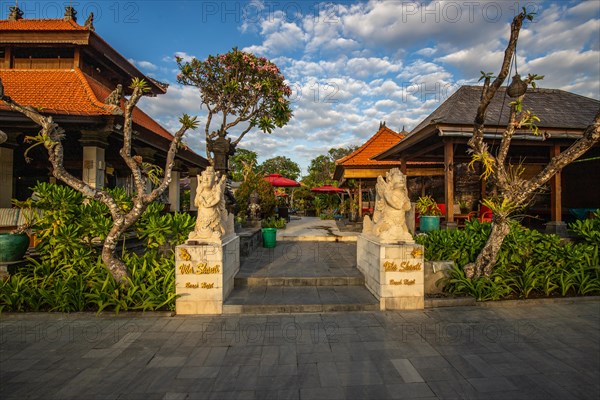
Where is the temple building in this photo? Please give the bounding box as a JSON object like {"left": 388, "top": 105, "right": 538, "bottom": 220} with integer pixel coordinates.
{"left": 0, "top": 6, "right": 208, "bottom": 210}
{"left": 375, "top": 85, "right": 600, "bottom": 232}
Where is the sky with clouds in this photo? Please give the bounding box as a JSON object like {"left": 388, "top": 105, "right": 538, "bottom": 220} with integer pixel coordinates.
{"left": 8, "top": 0, "right": 598, "bottom": 174}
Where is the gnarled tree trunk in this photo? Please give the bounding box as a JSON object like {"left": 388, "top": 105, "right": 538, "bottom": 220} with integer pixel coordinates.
{"left": 1, "top": 79, "right": 196, "bottom": 284}
{"left": 464, "top": 11, "right": 600, "bottom": 278}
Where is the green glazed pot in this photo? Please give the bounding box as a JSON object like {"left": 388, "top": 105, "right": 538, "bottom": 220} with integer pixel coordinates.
{"left": 0, "top": 233, "right": 29, "bottom": 262}
{"left": 419, "top": 216, "right": 440, "bottom": 232}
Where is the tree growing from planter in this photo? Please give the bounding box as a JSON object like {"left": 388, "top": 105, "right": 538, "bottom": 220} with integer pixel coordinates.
{"left": 176, "top": 48, "right": 293, "bottom": 169}
{"left": 464, "top": 9, "right": 600, "bottom": 278}
{"left": 0, "top": 78, "right": 198, "bottom": 284}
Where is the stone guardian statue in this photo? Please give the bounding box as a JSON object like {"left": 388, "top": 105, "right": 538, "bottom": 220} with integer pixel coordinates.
{"left": 188, "top": 167, "right": 234, "bottom": 242}
{"left": 363, "top": 168, "right": 414, "bottom": 243}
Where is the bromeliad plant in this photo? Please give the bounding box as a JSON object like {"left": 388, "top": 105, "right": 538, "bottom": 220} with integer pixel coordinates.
{"left": 415, "top": 195, "right": 442, "bottom": 216}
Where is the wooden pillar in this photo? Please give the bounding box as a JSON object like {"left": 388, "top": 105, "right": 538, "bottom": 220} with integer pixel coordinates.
{"left": 358, "top": 179, "right": 363, "bottom": 219}
{"left": 400, "top": 159, "right": 407, "bottom": 175}
{"left": 74, "top": 47, "right": 81, "bottom": 68}
{"left": 444, "top": 141, "right": 454, "bottom": 223}
{"left": 550, "top": 144, "right": 562, "bottom": 222}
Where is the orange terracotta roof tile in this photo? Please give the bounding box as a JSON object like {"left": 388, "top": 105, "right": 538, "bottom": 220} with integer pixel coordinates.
{"left": 0, "top": 19, "right": 87, "bottom": 31}
{"left": 0, "top": 69, "right": 116, "bottom": 115}
{"left": 336, "top": 126, "right": 406, "bottom": 166}
{"left": 0, "top": 69, "right": 174, "bottom": 141}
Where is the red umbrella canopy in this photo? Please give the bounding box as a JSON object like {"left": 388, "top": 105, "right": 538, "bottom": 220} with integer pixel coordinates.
{"left": 264, "top": 173, "right": 300, "bottom": 187}
{"left": 311, "top": 185, "right": 345, "bottom": 194}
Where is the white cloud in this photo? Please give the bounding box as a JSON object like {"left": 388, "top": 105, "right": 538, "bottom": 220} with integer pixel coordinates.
{"left": 140, "top": 1, "right": 600, "bottom": 173}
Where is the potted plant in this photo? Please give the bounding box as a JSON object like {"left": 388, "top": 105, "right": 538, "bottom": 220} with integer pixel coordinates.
{"left": 0, "top": 199, "right": 38, "bottom": 262}
{"left": 458, "top": 199, "right": 470, "bottom": 214}
{"left": 416, "top": 195, "right": 442, "bottom": 232}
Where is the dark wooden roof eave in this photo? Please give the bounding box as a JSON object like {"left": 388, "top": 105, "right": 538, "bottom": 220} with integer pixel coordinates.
{"left": 87, "top": 33, "right": 166, "bottom": 96}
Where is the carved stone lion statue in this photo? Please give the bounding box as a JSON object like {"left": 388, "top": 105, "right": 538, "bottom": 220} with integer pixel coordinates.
{"left": 363, "top": 168, "right": 414, "bottom": 243}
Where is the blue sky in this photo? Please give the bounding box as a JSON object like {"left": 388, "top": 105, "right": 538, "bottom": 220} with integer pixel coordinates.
{"left": 5, "top": 1, "right": 599, "bottom": 174}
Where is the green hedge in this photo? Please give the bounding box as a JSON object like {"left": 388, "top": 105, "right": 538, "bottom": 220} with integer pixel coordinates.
{"left": 415, "top": 212, "right": 600, "bottom": 301}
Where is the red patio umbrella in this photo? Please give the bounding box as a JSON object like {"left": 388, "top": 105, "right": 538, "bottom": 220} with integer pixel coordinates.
{"left": 310, "top": 184, "right": 345, "bottom": 194}
{"left": 264, "top": 173, "right": 300, "bottom": 187}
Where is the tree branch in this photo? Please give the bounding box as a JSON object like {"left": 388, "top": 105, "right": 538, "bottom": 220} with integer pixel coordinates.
{"left": 469, "top": 12, "right": 525, "bottom": 151}
{"left": 519, "top": 109, "right": 600, "bottom": 202}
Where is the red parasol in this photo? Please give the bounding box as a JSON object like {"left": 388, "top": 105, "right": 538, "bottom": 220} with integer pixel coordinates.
{"left": 311, "top": 184, "right": 345, "bottom": 194}
{"left": 264, "top": 173, "right": 300, "bottom": 187}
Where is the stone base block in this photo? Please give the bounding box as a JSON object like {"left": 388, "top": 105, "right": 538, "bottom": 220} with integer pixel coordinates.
{"left": 424, "top": 261, "right": 454, "bottom": 295}
{"left": 357, "top": 234, "right": 424, "bottom": 310}
{"left": 175, "top": 235, "right": 240, "bottom": 315}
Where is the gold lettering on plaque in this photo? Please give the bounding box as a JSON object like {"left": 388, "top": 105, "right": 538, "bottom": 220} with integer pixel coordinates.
{"left": 389, "top": 279, "right": 417, "bottom": 285}
{"left": 179, "top": 264, "right": 194, "bottom": 274}
{"left": 178, "top": 263, "right": 220, "bottom": 275}
{"left": 383, "top": 261, "right": 422, "bottom": 272}
{"left": 399, "top": 261, "right": 422, "bottom": 271}
{"left": 201, "top": 282, "right": 214, "bottom": 289}
{"left": 185, "top": 282, "right": 199, "bottom": 288}
{"left": 384, "top": 261, "right": 398, "bottom": 272}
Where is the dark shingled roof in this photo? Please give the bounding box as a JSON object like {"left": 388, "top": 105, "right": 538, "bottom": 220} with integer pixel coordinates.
{"left": 410, "top": 85, "right": 600, "bottom": 134}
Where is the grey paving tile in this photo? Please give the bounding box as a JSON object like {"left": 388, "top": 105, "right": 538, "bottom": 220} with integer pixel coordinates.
{"left": 317, "top": 361, "right": 341, "bottom": 387}
{"left": 468, "top": 376, "right": 518, "bottom": 393}
{"left": 299, "top": 386, "right": 345, "bottom": 400}
{"left": 386, "top": 383, "right": 436, "bottom": 399}
{"left": 391, "top": 358, "right": 425, "bottom": 383}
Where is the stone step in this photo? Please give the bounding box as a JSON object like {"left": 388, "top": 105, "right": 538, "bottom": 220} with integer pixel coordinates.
{"left": 223, "top": 285, "right": 379, "bottom": 314}
{"left": 234, "top": 276, "right": 364, "bottom": 287}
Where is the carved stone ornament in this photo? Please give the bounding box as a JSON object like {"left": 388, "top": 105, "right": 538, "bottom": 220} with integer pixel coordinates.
{"left": 363, "top": 168, "right": 414, "bottom": 243}
{"left": 188, "top": 167, "right": 235, "bottom": 243}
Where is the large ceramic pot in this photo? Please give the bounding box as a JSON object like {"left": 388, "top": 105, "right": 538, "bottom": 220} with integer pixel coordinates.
{"left": 419, "top": 216, "right": 440, "bottom": 232}
{"left": 0, "top": 233, "right": 29, "bottom": 262}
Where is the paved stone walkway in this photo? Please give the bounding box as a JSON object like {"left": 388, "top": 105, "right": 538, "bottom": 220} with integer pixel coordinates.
{"left": 1, "top": 301, "right": 598, "bottom": 399}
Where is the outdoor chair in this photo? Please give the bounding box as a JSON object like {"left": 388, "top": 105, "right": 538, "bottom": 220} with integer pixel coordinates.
{"left": 466, "top": 206, "right": 493, "bottom": 223}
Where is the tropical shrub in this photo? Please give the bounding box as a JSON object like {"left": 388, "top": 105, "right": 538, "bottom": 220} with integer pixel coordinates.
{"left": 417, "top": 217, "right": 600, "bottom": 300}
{"left": 235, "top": 169, "right": 277, "bottom": 220}
{"left": 0, "top": 183, "right": 194, "bottom": 313}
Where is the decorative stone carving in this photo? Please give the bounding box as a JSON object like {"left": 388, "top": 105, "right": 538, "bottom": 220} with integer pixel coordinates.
{"left": 248, "top": 191, "right": 261, "bottom": 220}
{"left": 188, "top": 167, "right": 234, "bottom": 243}
{"left": 363, "top": 168, "right": 414, "bottom": 243}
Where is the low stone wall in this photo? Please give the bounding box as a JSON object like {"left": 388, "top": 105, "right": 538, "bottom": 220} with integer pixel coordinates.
{"left": 424, "top": 261, "right": 454, "bottom": 295}
{"left": 175, "top": 236, "right": 240, "bottom": 314}
{"left": 238, "top": 227, "right": 262, "bottom": 257}
{"left": 357, "top": 234, "right": 424, "bottom": 310}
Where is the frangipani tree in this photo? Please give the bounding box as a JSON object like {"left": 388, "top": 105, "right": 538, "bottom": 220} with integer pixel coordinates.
{"left": 176, "top": 48, "right": 293, "bottom": 171}
{"left": 464, "top": 9, "right": 600, "bottom": 278}
{"left": 0, "top": 78, "right": 198, "bottom": 284}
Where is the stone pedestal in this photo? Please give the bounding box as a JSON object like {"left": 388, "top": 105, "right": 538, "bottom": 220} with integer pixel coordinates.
{"left": 357, "top": 234, "right": 424, "bottom": 310}
{"left": 175, "top": 235, "right": 239, "bottom": 314}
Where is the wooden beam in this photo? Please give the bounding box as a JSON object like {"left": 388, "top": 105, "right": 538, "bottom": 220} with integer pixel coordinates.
{"left": 344, "top": 167, "right": 444, "bottom": 179}
{"left": 400, "top": 159, "right": 407, "bottom": 174}
{"left": 550, "top": 144, "right": 562, "bottom": 222}
{"left": 405, "top": 167, "right": 445, "bottom": 177}
{"left": 444, "top": 141, "right": 454, "bottom": 223}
